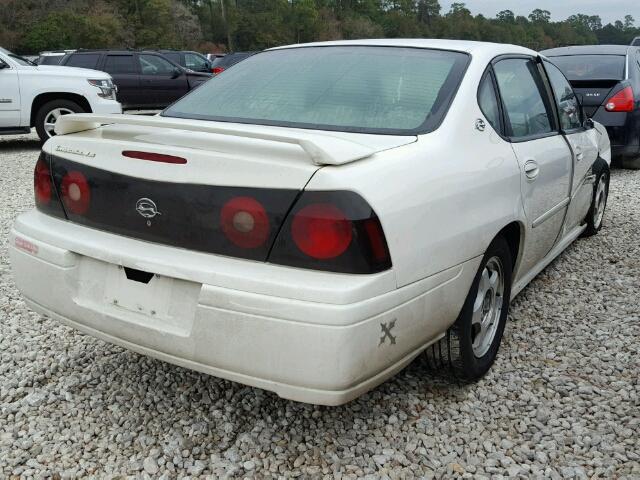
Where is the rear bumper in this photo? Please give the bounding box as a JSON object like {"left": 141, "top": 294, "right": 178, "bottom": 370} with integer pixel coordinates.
{"left": 9, "top": 210, "right": 479, "bottom": 405}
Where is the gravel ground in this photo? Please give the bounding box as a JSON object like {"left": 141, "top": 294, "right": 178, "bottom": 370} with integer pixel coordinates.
{"left": 1, "top": 132, "right": 639, "bottom": 479}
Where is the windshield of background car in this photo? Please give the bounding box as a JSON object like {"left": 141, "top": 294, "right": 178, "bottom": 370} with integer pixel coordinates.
{"left": 549, "top": 55, "right": 626, "bottom": 81}
{"left": 163, "top": 46, "right": 470, "bottom": 134}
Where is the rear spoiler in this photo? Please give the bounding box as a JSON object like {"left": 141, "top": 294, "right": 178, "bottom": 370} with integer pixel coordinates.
{"left": 55, "top": 114, "right": 377, "bottom": 166}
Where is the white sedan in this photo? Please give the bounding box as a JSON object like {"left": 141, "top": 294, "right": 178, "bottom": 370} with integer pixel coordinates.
{"left": 10, "top": 39, "right": 611, "bottom": 405}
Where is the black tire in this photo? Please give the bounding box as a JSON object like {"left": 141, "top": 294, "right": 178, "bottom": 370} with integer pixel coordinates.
{"left": 424, "top": 236, "right": 512, "bottom": 381}
{"left": 34, "top": 99, "right": 85, "bottom": 142}
{"left": 582, "top": 166, "right": 609, "bottom": 237}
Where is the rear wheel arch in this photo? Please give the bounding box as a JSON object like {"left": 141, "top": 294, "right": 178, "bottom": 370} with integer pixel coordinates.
{"left": 495, "top": 221, "right": 524, "bottom": 274}
{"left": 30, "top": 93, "right": 91, "bottom": 127}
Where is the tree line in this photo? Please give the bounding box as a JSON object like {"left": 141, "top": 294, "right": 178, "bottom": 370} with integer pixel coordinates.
{"left": 0, "top": 0, "right": 638, "bottom": 54}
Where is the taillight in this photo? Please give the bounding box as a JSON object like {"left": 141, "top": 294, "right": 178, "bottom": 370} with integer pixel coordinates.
{"left": 269, "top": 191, "right": 391, "bottom": 274}
{"left": 220, "top": 196, "right": 270, "bottom": 248}
{"left": 34, "top": 157, "right": 52, "bottom": 205}
{"left": 605, "top": 86, "right": 634, "bottom": 112}
{"left": 212, "top": 66, "right": 225, "bottom": 75}
{"left": 291, "top": 203, "right": 353, "bottom": 259}
{"left": 60, "top": 171, "right": 91, "bottom": 215}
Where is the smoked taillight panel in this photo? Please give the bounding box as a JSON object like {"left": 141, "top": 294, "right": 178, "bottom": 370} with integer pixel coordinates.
{"left": 42, "top": 155, "right": 392, "bottom": 274}
{"left": 269, "top": 191, "right": 392, "bottom": 274}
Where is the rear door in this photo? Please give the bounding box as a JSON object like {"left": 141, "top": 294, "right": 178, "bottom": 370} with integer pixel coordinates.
{"left": 543, "top": 60, "right": 599, "bottom": 233}
{"left": 493, "top": 57, "right": 573, "bottom": 274}
{"left": 0, "top": 55, "right": 21, "bottom": 127}
{"left": 102, "top": 54, "right": 140, "bottom": 108}
{"left": 137, "top": 53, "right": 189, "bottom": 107}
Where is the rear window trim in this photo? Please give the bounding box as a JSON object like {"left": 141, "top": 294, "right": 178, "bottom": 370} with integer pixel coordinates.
{"left": 162, "top": 46, "right": 472, "bottom": 136}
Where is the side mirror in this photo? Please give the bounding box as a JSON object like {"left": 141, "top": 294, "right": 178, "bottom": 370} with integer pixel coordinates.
{"left": 584, "top": 117, "right": 595, "bottom": 130}
{"left": 171, "top": 67, "right": 182, "bottom": 79}
{"left": 0, "top": 61, "right": 8, "bottom": 70}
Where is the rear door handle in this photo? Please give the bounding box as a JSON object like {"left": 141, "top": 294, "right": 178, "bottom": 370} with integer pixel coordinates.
{"left": 575, "top": 147, "right": 584, "bottom": 161}
{"left": 524, "top": 159, "right": 539, "bottom": 181}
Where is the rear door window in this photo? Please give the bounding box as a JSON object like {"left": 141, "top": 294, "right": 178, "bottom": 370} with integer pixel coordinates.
{"left": 549, "top": 55, "right": 626, "bottom": 81}
{"left": 494, "top": 58, "right": 555, "bottom": 139}
{"left": 104, "top": 55, "right": 137, "bottom": 74}
{"left": 66, "top": 54, "right": 101, "bottom": 69}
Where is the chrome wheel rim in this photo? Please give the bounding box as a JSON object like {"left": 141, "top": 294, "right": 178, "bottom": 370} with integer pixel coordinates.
{"left": 471, "top": 256, "right": 505, "bottom": 358}
{"left": 593, "top": 175, "right": 607, "bottom": 229}
{"left": 43, "top": 107, "right": 74, "bottom": 137}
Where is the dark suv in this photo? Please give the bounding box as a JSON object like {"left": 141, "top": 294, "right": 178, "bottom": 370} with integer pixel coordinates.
{"left": 60, "top": 50, "right": 211, "bottom": 109}
{"left": 541, "top": 45, "right": 640, "bottom": 169}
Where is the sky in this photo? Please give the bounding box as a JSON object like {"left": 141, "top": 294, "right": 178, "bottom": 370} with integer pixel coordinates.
{"left": 439, "top": 0, "right": 640, "bottom": 26}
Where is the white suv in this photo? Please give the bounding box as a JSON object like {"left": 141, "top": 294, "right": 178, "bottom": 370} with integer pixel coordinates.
{"left": 0, "top": 47, "right": 121, "bottom": 141}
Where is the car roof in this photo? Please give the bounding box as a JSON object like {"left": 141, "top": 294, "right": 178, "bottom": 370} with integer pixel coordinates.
{"left": 269, "top": 38, "right": 536, "bottom": 56}
{"left": 541, "top": 45, "right": 632, "bottom": 57}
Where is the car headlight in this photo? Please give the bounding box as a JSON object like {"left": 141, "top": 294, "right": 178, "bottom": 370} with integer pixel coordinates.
{"left": 88, "top": 79, "right": 117, "bottom": 99}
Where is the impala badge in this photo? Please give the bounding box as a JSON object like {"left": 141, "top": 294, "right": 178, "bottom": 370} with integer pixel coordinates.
{"left": 136, "top": 198, "right": 161, "bottom": 225}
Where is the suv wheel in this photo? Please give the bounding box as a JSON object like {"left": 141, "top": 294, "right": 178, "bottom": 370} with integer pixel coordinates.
{"left": 35, "top": 99, "right": 84, "bottom": 142}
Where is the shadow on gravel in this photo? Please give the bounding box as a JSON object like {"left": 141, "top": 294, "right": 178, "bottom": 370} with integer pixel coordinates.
{"left": 0, "top": 138, "right": 41, "bottom": 151}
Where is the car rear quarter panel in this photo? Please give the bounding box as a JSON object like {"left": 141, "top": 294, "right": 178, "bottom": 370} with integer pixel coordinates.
{"left": 307, "top": 66, "right": 525, "bottom": 288}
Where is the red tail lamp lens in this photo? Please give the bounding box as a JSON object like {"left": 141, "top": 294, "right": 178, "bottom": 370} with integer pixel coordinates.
{"left": 221, "top": 196, "right": 270, "bottom": 248}
{"left": 34, "top": 158, "right": 52, "bottom": 205}
{"left": 605, "top": 86, "right": 634, "bottom": 112}
{"left": 61, "top": 171, "right": 91, "bottom": 215}
{"left": 212, "top": 67, "right": 225, "bottom": 75}
{"left": 122, "top": 151, "right": 187, "bottom": 164}
{"left": 291, "top": 203, "right": 353, "bottom": 259}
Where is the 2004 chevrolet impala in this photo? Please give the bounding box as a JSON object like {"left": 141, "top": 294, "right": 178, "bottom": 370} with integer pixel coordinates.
{"left": 10, "top": 40, "right": 611, "bottom": 405}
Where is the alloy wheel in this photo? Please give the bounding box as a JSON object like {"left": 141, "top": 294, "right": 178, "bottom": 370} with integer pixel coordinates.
{"left": 593, "top": 175, "right": 608, "bottom": 230}
{"left": 471, "top": 256, "right": 505, "bottom": 358}
{"left": 43, "top": 107, "right": 74, "bottom": 138}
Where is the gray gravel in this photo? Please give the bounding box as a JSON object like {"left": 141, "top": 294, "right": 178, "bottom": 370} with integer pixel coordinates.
{"left": 1, "top": 132, "right": 639, "bottom": 479}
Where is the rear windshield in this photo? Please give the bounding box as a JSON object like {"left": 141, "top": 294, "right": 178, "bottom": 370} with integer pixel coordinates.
{"left": 549, "top": 55, "right": 626, "bottom": 81}
{"left": 163, "top": 46, "right": 470, "bottom": 135}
